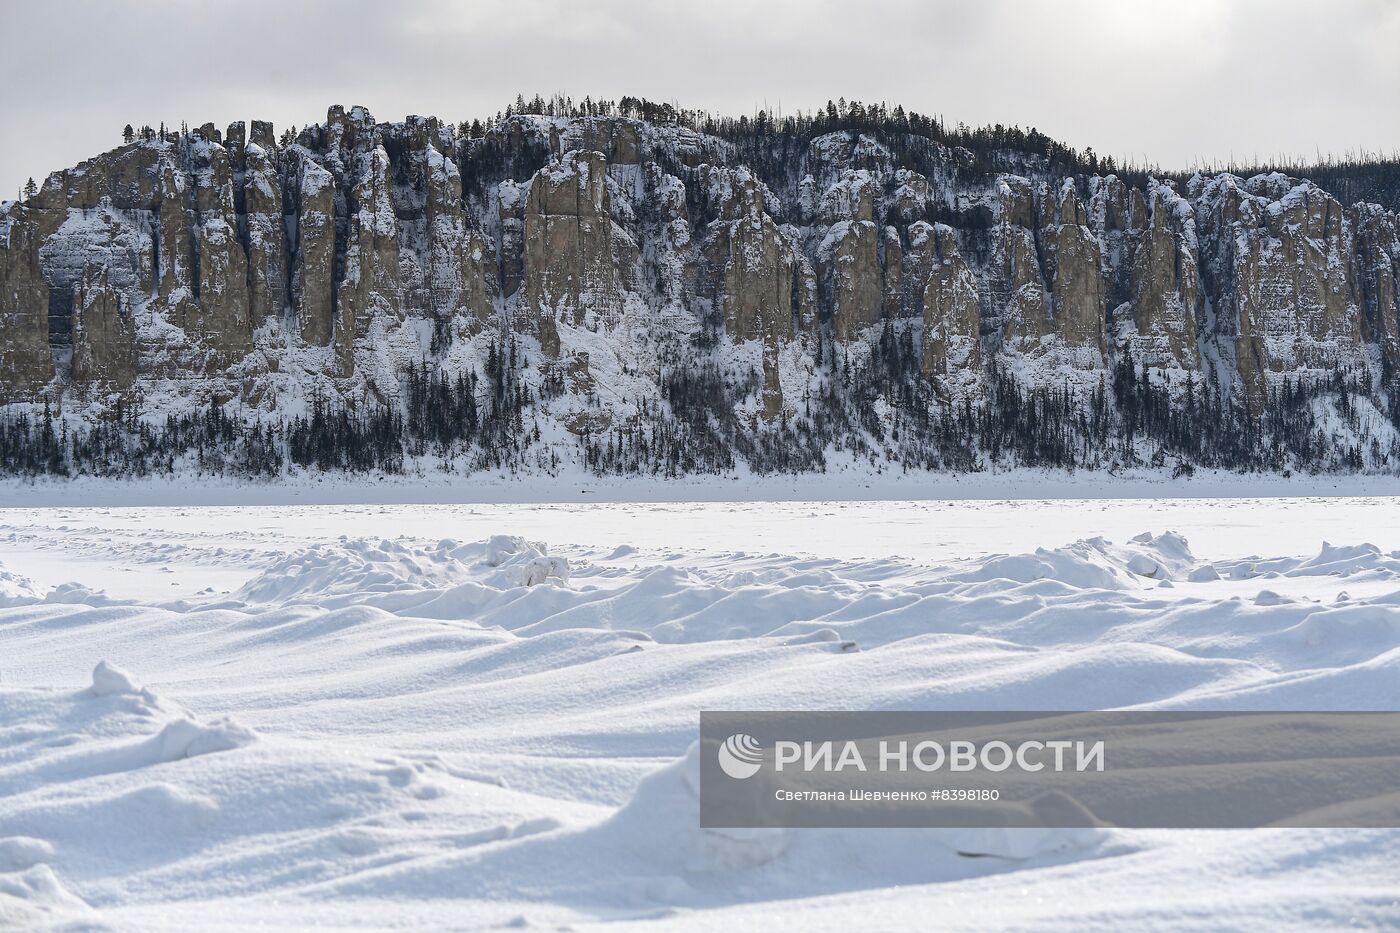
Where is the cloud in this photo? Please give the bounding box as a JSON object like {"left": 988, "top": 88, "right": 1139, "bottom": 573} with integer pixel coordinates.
{"left": 1, "top": 0, "right": 1396, "bottom": 196}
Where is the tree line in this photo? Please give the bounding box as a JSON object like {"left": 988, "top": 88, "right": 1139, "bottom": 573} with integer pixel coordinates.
{"left": 3, "top": 336, "right": 1396, "bottom": 480}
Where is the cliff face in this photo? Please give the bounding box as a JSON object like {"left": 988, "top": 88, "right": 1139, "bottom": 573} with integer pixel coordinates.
{"left": 522, "top": 148, "right": 623, "bottom": 357}
{"left": 1, "top": 105, "right": 1398, "bottom": 465}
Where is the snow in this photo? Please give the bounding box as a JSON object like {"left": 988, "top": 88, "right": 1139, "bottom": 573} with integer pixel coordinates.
{"left": 89, "top": 659, "right": 144, "bottom": 696}
{"left": 1, "top": 493, "right": 1399, "bottom": 928}
{"left": 0, "top": 562, "right": 41, "bottom": 607}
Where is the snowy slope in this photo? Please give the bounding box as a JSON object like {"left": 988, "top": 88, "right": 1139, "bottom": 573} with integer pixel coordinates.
{"left": 2, "top": 499, "right": 1399, "bottom": 929}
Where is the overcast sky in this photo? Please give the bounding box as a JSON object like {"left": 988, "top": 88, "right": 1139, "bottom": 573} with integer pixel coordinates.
{"left": 2, "top": 0, "right": 1398, "bottom": 198}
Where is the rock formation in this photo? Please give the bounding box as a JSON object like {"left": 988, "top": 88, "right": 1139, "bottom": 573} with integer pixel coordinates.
{"left": 522, "top": 149, "right": 623, "bottom": 357}
{"left": 0, "top": 206, "right": 53, "bottom": 400}
{"left": 0, "top": 103, "right": 1395, "bottom": 460}
{"left": 918, "top": 223, "right": 981, "bottom": 377}
{"left": 1197, "top": 174, "right": 1365, "bottom": 409}
{"left": 1123, "top": 181, "right": 1200, "bottom": 369}
{"left": 291, "top": 153, "right": 336, "bottom": 347}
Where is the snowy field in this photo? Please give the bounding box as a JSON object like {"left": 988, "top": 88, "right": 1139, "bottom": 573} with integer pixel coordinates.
{"left": 3, "top": 491, "right": 1400, "bottom": 929}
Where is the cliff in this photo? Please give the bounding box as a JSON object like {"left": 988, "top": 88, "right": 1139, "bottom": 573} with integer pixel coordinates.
{"left": 1, "top": 102, "right": 1398, "bottom": 475}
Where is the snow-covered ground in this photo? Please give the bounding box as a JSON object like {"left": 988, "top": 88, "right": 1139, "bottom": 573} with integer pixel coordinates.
{"left": 2, "top": 494, "right": 1399, "bottom": 929}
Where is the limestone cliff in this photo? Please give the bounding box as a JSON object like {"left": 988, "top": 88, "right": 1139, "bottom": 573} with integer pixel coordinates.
{"left": 522, "top": 149, "right": 623, "bottom": 357}
{"left": 0, "top": 103, "right": 1397, "bottom": 471}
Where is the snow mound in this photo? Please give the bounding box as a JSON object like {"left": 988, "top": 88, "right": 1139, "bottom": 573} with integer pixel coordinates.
{"left": 0, "top": 562, "right": 41, "bottom": 607}
{"left": 0, "top": 837, "right": 54, "bottom": 871}
{"left": 230, "top": 535, "right": 571, "bottom": 609}
{"left": 484, "top": 534, "right": 529, "bottom": 566}
{"left": 90, "top": 660, "right": 143, "bottom": 696}
{"left": 600, "top": 742, "right": 792, "bottom": 874}
{"left": 87, "top": 661, "right": 257, "bottom": 764}
{"left": 1211, "top": 541, "right": 1400, "bottom": 582}
{"left": 482, "top": 535, "right": 571, "bottom": 588}
{"left": 43, "top": 581, "right": 133, "bottom": 607}
{"left": 154, "top": 717, "right": 257, "bottom": 762}
{"left": 233, "top": 537, "right": 476, "bottom": 605}
{"left": 1291, "top": 605, "right": 1400, "bottom": 650}
{"left": 1291, "top": 541, "right": 1397, "bottom": 576}
{"left": 570, "top": 744, "right": 1105, "bottom": 884}
{"left": 0, "top": 864, "right": 101, "bottom": 929}
{"left": 954, "top": 533, "right": 1196, "bottom": 589}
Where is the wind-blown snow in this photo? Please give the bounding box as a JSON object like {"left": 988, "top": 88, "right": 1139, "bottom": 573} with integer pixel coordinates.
{"left": 1, "top": 498, "right": 1398, "bottom": 929}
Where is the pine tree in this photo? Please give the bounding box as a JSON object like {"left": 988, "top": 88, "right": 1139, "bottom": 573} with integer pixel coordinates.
{"left": 123, "top": 124, "right": 135, "bottom": 143}
{"left": 22, "top": 177, "right": 37, "bottom": 200}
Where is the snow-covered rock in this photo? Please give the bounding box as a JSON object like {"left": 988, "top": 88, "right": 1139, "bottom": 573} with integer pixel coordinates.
{"left": 1, "top": 106, "right": 1395, "bottom": 479}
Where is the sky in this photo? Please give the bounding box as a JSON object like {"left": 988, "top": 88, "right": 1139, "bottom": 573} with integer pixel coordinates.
{"left": 2, "top": 0, "right": 1398, "bottom": 197}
